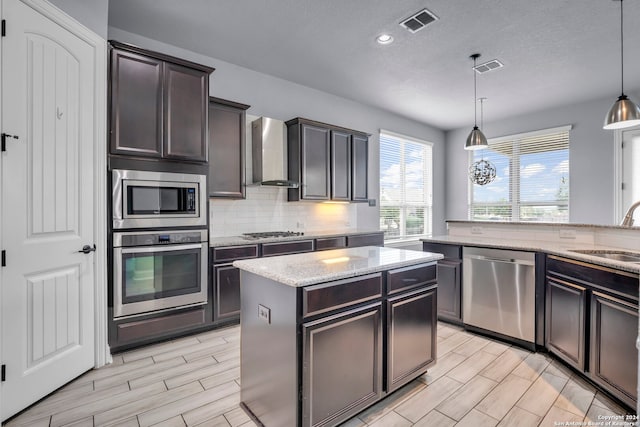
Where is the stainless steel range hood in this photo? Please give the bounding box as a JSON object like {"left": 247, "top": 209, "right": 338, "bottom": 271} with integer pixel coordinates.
{"left": 251, "top": 117, "right": 299, "bottom": 187}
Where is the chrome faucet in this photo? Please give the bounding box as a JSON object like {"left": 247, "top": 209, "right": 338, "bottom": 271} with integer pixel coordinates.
{"left": 620, "top": 200, "right": 640, "bottom": 227}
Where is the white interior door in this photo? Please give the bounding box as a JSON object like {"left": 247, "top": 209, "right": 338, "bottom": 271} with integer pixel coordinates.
{"left": 1, "top": 0, "right": 97, "bottom": 420}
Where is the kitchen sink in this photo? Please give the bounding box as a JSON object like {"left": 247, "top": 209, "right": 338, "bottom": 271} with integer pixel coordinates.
{"left": 568, "top": 249, "right": 640, "bottom": 263}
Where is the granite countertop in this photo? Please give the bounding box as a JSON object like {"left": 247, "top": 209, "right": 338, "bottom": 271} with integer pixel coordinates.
{"left": 233, "top": 246, "right": 443, "bottom": 287}
{"left": 209, "top": 229, "right": 382, "bottom": 247}
{"left": 445, "top": 220, "right": 640, "bottom": 231}
{"left": 422, "top": 235, "right": 640, "bottom": 274}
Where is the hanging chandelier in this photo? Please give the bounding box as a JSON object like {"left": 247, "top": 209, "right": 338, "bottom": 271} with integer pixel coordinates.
{"left": 464, "top": 54, "right": 488, "bottom": 150}
{"left": 469, "top": 98, "right": 496, "bottom": 186}
{"left": 603, "top": 0, "right": 640, "bottom": 130}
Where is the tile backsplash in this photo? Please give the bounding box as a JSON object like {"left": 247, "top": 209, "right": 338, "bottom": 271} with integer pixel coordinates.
{"left": 209, "top": 186, "right": 357, "bottom": 237}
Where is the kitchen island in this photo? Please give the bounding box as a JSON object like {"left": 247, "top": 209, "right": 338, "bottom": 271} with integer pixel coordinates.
{"left": 234, "top": 246, "right": 443, "bottom": 427}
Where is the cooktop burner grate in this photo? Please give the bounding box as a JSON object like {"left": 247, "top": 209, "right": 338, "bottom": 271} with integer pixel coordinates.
{"left": 242, "top": 231, "right": 305, "bottom": 240}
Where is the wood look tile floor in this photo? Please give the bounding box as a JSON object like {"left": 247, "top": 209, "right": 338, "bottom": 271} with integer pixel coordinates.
{"left": 3, "top": 323, "right": 633, "bottom": 427}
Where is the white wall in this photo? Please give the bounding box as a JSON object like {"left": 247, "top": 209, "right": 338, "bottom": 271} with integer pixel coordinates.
{"left": 48, "top": 0, "right": 108, "bottom": 38}
{"left": 445, "top": 91, "right": 640, "bottom": 228}
{"left": 108, "top": 27, "right": 448, "bottom": 236}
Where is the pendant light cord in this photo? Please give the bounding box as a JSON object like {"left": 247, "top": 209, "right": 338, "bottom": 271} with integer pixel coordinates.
{"left": 473, "top": 56, "right": 478, "bottom": 126}
{"left": 620, "top": 0, "right": 625, "bottom": 95}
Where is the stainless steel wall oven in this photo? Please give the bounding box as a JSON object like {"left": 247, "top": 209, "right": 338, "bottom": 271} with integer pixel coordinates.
{"left": 113, "top": 229, "right": 208, "bottom": 318}
{"left": 112, "top": 169, "right": 207, "bottom": 229}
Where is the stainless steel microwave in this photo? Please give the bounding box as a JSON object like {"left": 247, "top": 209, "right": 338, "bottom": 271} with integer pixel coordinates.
{"left": 112, "top": 169, "right": 207, "bottom": 229}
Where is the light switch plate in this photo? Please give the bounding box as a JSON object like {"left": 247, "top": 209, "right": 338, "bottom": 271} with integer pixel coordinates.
{"left": 258, "top": 304, "right": 271, "bottom": 324}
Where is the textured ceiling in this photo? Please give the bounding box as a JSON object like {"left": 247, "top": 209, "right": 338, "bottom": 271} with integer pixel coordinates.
{"left": 108, "top": 0, "right": 640, "bottom": 131}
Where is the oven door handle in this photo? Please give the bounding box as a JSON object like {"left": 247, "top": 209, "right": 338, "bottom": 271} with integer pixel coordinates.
{"left": 120, "top": 243, "right": 204, "bottom": 254}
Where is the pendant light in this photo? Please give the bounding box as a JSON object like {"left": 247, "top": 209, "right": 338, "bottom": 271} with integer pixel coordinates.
{"left": 465, "top": 54, "right": 489, "bottom": 149}
{"left": 469, "top": 98, "right": 497, "bottom": 185}
{"left": 603, "top": 0, "right": 640, "bottom": 130}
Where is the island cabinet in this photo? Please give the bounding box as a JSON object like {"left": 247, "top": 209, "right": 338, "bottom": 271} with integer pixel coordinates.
{"left": 546, "top": 256, "right": 638, "bottom": 409}
{"left": 286, "top": 118, "right": 369, "bottom": 202}
{"left": 422, "top": 242, "right": 463, "bottom": 325}
{"left": 235, "top": 247, "right": 440, "bottom": 427}
{"left": 208, "top": 97, "right": 250, "bottom": 198}
{"left": 109, "top": 41, "right": 213, "bottom": 163}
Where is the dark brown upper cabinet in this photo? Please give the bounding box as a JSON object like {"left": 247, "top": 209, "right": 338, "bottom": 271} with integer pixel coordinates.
{"left": 331, "top": 130, "right": 352, "bottom": 201}
{"left": 208, "top": 97, "right": 250, "bottom": 198}
{"left": 109, "top": 41, "right": 214, "bottom": 163}
{"left": 286, "top": 117, "right": 369, "bottom": 202}
{"left": 352, "top": 134, "right": 369, "bottom": 201}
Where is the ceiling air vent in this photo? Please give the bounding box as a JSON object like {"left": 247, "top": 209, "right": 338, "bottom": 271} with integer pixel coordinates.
{"left": 400, "top": 8, "right": 438, "bottom": 33}
{"left": 474, "top": 59, "right": 504, "bottom": 74}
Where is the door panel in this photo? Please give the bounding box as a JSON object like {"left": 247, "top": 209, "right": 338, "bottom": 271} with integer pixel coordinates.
{"left": 163, "top": 62, "right": 208, "bottom": 162}
{"left": 2, "top": 0, "right": 96, "bottom": 419}
{"left": 301, "top": 124, "right": 330, "bottom": 200}
{"left": 545, "top": 278, "right": 586, "bottom": 370}
{"left": 331, "top": 131, "right": 351, "bottom": 200}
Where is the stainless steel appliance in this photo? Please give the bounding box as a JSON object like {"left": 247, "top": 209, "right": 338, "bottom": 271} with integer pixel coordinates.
{"left": 112, "top": 169, "right": 207, "bottom": 229}
{"left": 112, "top": 229, "right": 208, "bottom": 318}
{"left": 462, "top": 247, "right": 536, "bottom": 343}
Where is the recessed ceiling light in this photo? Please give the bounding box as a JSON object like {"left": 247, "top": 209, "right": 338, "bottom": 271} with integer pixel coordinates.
{"left": 376, "top": 34, "right": 394, "bottom": 45}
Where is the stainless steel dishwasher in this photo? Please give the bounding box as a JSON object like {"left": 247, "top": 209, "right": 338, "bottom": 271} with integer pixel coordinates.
{"left": 462, "top": 247, "right": 536, "bottom": 344}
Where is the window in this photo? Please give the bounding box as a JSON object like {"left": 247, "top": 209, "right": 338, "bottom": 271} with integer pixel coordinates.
{"left": 379, "top": 130, "right": 433, "bottom": 240}
{"left": 469, "top": 126, "right": 571, "bottom": 222}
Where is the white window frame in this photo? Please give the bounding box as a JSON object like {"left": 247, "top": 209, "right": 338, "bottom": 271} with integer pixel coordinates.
{"left": 468, "top": 125, "right": 572, "bottom": 222}
{"left": 379, "top": 129, "right": 433, "bottom": 241}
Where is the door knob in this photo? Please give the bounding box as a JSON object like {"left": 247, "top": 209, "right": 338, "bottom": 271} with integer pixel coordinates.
{"left": 78, "top": 244, "right": 96, "bottom": 254}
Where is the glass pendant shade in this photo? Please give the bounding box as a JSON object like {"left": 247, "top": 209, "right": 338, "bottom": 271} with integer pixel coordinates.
{"left": 603, "top": 94, "right": 640, "bottom": 129}
{"left": 465, "top": 126, "right": 488, "bottom": 150}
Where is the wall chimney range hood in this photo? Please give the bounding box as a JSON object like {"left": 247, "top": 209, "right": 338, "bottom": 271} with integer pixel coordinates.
{"left": 251, "top": 117, "right": 299, "bottom": 188}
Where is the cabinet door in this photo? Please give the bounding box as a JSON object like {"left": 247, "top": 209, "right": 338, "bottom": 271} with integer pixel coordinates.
{"left": 437, "top": 260, "right": 462, "bottom": 323}
{"left": 352, "top": 134, "right": 368, "bottom": 201}
{"left": 301, "top": 124, "right": 330, "bottom": 200}
{"left": 163, "top": 62, "right": 209, "bottom": 162}
{"left": 387, "top": 287, "right": 437, "bottom": 392}
{"left": 208, "top": 101, "right": 245, "bottom": 198}
{"left": 590, "top": 292, "right": 638, "bottom": 408}
{"left": 213, "top": 264, "right": 241, "bottom": 322}
{"left": 546, "top": 278, "right": 587, "bottom": 370}
{"left": 302, "top": 303, "right": 382, "bottom": 427}
{"left": 331, "top": 131, "right": 351, "bottom": 201}
{"left": 110, "top": 48, "right": 163, "bottom": 157}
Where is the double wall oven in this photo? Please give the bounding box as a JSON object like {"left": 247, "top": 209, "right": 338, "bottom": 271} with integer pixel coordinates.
{"left": 111, "top": 169, "right": 208, "bottom": 318}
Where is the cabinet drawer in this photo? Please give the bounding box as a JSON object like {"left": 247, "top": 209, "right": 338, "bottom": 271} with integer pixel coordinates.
{"left": 315, "top": 236, "right": 347, "bottom": 251}
{"left": 387, "top": 263, "right": 437, "bottom": 295}
{"left": 347, "top": 233, "right": 384, "bottom": 248}
{"left": 212, "top": 245, "right": 259, "bottom": 263}
{"left": 116, "top": 308, "right": 205, "bottom": 344}
{"left": 303, "top": 273, "right": 382, "bottom": 318}
{"left": 262, "top": 240, "right": 314, "bottom": 257}
{"left": 422, "top": 243, "right": 462, "bottom": 260}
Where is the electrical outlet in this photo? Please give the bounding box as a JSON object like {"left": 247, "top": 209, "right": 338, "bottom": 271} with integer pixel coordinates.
{"left": 559, "top": 229, "right": 576, "bottom": 239}
{"left": 368, "top": 199, "right": 376, "bottom": 207}
{"left": 258, "top": 304, "right": 271, "bottom": 324}
{"left": 471, "top": 226, "right": 483, "bottom": 235}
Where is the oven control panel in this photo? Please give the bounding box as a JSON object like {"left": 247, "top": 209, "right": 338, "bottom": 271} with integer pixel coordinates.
{"left": 113, "top": 229, "right": 208, "bottom": 248}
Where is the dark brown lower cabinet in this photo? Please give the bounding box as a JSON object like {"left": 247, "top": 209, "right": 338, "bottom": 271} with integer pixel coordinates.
{"left": 590, "top": 291, "right": 638, "bottom": 408}
{"left": 302, "top": 303, "right": 383, "bottom": 427}
{"left": 386, "top": 286, "right": 437, "bottom": 392}
{"left": 545, "top": 278, "right": 587, "bottom": 370}
{"left": 213, "top": 263, "right": 242, "bottom": 322}
{"left": 422, "top": 243, "right": 463, "bottom": 325}
{"left": 546, "top": 256, "right": 638, "bottom": 410}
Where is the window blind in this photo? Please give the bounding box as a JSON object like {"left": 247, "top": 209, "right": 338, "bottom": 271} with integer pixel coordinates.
{"left": 380, "top": 131, "right": 433, "bottom": 239}
{"left": 469, "top": 126, "right": 570, "bottom": 222}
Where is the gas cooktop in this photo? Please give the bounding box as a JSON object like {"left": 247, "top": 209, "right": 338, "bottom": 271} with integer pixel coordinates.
{"left": 242, "top": 231, "right": 305, "bottom": 240}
